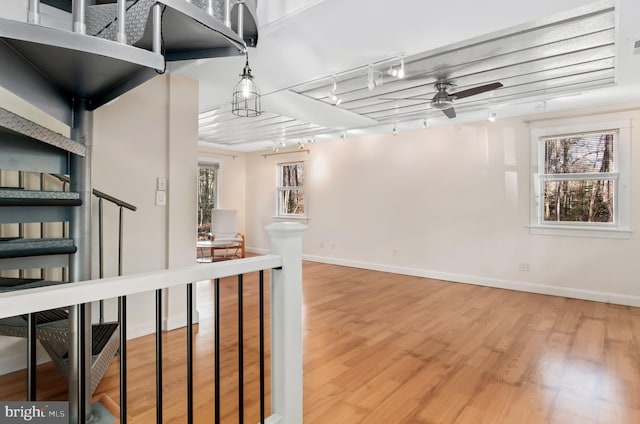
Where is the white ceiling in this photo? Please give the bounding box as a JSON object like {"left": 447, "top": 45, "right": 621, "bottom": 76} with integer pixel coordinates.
{"left": 177, "top": 0, "right": 640, "bottom": 152}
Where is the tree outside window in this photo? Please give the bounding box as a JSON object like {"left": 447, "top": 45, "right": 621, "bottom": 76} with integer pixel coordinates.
{"left": 540, "top": 132, "right": 616, "bottom": 224}
{"left": 277, "top": 162, "right": 305, "bottom": 217}
{"left": 197, "top": 164, "right": 218, "bottom": 239}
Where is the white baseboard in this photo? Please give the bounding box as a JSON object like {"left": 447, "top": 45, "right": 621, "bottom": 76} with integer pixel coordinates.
{"left": 301, "top": 254, "right": 640, "bottom": 308}
{"left": 246, "top": 246, "right": 270, "bottom": 255}
{"left": 0, "top": 340, "right": 52, "bottom": 376}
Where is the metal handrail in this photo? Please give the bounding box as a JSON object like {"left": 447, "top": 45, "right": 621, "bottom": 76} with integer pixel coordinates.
{"left": 51, "top": 174, "right": 137, "bottom": 211}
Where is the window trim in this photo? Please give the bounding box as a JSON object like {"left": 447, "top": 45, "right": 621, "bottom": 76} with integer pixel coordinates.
{"left": 529, "top": 119, "right": 631, "bottom": 239}
{"left": 275, "top": 160, "right": 307, "bottom": 220}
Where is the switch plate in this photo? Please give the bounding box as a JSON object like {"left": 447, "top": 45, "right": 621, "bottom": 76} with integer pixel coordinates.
{"left": 156, "top": 190, "right": 166, "bottom": 206}
{"left": 157, "top": 177, "right": 167, "bottom": 191}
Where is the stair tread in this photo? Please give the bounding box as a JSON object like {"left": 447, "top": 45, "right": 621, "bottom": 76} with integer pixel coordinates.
{"left": 0, "top": 238, "right": 76, "bottom": 259}
{"left": 86, "top": 0, "right": 248, "bottom": 61}
{"left": 0, "top": 107, "right": 86, "bottom": 157}
{"left": 0, "top": 279, "right": 67, "bottom": 292}
{"left": 21, "top": 309, "right": 68, "bottom": 325}
{"left": 0, "top": 189, "right": 82, "bottom": 207}
{"left": 62, "top": 323, "right": 119, "bottom": 357}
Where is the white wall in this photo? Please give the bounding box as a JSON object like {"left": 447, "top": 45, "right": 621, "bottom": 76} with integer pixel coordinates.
{"left": 245, "top": 104, "right": 640, "bottom": 305}
{"left": 93, "top": 73, "right": 199, "bottom": 335}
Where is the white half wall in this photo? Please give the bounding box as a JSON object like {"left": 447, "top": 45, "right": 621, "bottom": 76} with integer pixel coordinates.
{"left": 245, "top": 103, "right": 640, "bottom": 305}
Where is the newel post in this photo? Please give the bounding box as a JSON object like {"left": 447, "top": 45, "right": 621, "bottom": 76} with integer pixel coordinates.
{"left": 265, "top": 222, "right": 307, "bottom": 424}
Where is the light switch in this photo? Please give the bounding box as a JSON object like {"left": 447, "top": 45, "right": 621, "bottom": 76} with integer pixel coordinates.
{"left": 156, "top": 190, "right": 166, "bottom": 206}
{"left": 157, "top": 177, "right": 167, "bottom": 191}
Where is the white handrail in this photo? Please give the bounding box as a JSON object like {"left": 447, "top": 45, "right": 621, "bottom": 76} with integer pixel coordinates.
{"left": 0, "top": 254, "right": 282, "bottom": 319}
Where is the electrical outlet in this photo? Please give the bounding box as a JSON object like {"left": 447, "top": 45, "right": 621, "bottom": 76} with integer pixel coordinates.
{"left": 519, "top": 263, "right": 530, "bottom": 272}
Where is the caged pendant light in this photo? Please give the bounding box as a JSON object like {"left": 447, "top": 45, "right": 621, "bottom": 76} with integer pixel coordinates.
{"left": 232, "top": 53, "right": 262, "bottom": 117}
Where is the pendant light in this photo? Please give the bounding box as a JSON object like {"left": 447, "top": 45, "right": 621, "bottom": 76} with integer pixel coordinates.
{"left": 232, "top": 53, "right": 262, "bottom": 117}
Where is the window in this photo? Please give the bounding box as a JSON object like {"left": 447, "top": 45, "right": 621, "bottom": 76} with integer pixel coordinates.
{"left": 277, "top": 162, "right": 305, "bottom": 218}
{"left": 197, "top": 162, "right": 218, "bottom": 240}
{"left": 530, "top": 119, "right": 631, "bottom": 238}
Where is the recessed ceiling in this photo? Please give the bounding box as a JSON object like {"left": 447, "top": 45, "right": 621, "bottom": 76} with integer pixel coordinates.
{"left": 185, "top": 0, "right": 640, "bottom": 152}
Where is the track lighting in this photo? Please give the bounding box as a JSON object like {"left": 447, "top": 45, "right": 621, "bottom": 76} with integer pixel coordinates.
{"left": 367, "top": 65, "right": 384, "bottom": 91}
{"left": 340, "top": 131, "right": 347, "bottom": 140}
{"left": 281, "top": 140, "right": 287, "bottom": 147}
{"left": 487, "top": 111, "right": 497, "bottom": 122}
{"left": 298, "top": 141, "right": 304, "bottom": 149}
{"left": 232, "top": 52, "right": 261, "bottom": 117}
{"left": 329, "top": 76, "right": 342, "bottom": 105}
{"left": 367, "top": 65, "right": 375, "bottom": 91}
{"left": 308, "top": 137, "right": 316, "bottom": 144}
{"left": 386, "top": 56, "right": 405, "bottom": 79}
{"left": 397, "top": 56, "right": 405, "bottom": 79}
{"left": 422, "top": 119, "right": 430, "bottom": 128}
{"left": 392, "top": 125, "right": 398, "bottom": 136}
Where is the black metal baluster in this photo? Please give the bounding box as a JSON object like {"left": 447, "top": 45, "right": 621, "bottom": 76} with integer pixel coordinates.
{"left": 40, "top": 173, "right": 45, "bottom": 279}
{"left": 156, "top": 289, "right": 163, "bottom": 424}
{"left": 259, "top": 270, "right": 265, "bottom": 424}
{"left": 187, "top": 283, "right": 194, "bottom": 424}
{"left": 238, "top": 274, "right": 244, "bottom": 424}
{"left": 119, "top": 296, "right": 127, "bottom": 424}
{"left": 118, "top": 206, "right": 127, "bottom": 423}
{"left": 214, "top": 278, "right": 220, "bottom": 424}
{"left": 78, "top": 305, "right": 87, "bottom": 424}
{"left": 98, "top": 198, "right": 104, "bottom": 324}
{"left": 27, "top": 312, "right": 37, "bottom": 401}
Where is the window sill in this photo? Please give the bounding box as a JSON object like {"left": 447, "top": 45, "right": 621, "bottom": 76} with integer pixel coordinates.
{"left": 273, "top": 215, "right": 309, "bottom": 224}
{"left": 529, "top": 225, "right": 631, "bottom": 239}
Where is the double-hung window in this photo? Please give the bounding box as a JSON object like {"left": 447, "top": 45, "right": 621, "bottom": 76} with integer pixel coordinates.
{"left": 277, "top": 162, "right": 305, "bottom": 218}
{"left": 530, "top": 119, "right": 631, "bottom": 238}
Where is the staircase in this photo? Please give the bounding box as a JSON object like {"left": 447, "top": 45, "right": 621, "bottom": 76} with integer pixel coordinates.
{"left": 0, "top": 108, "right": 121, "bottom": 395}
{"left": 0, "top": 1, "right": 259, "bottom": 422}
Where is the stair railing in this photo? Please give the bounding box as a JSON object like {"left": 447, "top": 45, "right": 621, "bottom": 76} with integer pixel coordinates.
{"left": 51, "top": 174, "right": 137, "bottom": 323}
{"left": 0, "top": 222, "right": 305, "bottom": 424}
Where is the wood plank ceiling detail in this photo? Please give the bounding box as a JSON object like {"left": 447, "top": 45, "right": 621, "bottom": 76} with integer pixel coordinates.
{"left": 198, "top": 2, "right": 615, "bottom": 150}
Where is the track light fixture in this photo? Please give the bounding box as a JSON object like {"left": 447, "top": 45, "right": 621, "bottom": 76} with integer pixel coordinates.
{"left": 367, "top": 65, "right": 384, "bottom": 91}
{"left": 232, "top": 52, "right": 262, "bottom": 117}
{"left": 487, "top": 111, "right": 497, "bottom": 122}
{"left": 397, "top": 56, "right": 405, "bottom": 79}
{"left": 386, "top": 56, "right": 405, "bottom": 79}
{"left": 392, "top": 125, "right": 399, "bottom": 136}
{"left": 329, "top": 75, "right": 342, "bottom": 105}
{"left": 422, "top": 119, "right": 430, "bottom": 129}
{"left": 340, "top": 131, "right": 347, "bottom": 140}
{"left": 298, "top": 141, "right": 304, "bottom": 149}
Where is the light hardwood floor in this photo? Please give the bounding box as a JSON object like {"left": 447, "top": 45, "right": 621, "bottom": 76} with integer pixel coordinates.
{"left": 2, "top": 261, "right": 640, "bottom": 423}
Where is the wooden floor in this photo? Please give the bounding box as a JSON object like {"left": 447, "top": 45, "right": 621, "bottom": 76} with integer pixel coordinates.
{"left": 2, "top": 261, "right": 640, "bottom": 423}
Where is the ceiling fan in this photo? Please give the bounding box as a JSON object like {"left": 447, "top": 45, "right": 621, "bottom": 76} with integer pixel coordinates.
{"left": 382, "top": 80, "right": 503, "bottom": 119}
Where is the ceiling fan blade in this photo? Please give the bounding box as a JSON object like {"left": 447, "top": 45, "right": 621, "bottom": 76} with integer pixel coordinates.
{"left": 442, "top": 107, "right": 456, "bottom": 119}
{"left": 378, "top": 97, "right": 432, "bottom": 101}
{"left": 451, "top": 82, "right": 503, "bottom": 99}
